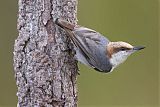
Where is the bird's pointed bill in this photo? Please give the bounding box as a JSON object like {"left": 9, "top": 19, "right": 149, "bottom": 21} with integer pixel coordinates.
{"left": 133, "top": 46, "right": 145, "bottom": 51}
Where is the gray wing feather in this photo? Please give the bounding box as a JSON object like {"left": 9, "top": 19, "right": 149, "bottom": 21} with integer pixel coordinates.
{"left": 72, "top": 27, "right": 112, "bottom": 72}
{"left": 64, "top": 27, "right": 98, "bottom": 65}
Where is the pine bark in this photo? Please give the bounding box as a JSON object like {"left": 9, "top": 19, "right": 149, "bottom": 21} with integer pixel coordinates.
{"left": 13, "top": 0, "right": 78, "bottom": 106}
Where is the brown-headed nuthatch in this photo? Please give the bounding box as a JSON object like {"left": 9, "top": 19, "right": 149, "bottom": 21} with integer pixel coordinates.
{"left": 55, "top": 18, "right": 145, "bottom": 73}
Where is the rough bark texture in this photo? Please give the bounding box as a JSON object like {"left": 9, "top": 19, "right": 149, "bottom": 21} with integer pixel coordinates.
{"left": 13, "top": 0, "right": 78, "bottom": 106}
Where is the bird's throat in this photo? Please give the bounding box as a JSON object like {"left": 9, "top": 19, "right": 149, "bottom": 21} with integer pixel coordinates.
{"left": 109, "top": 52, "right": 128, "bottom": 69}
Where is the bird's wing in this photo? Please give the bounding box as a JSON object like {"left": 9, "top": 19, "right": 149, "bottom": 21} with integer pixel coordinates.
{"left": 74, "top": 27, "right": 110, "bottom": 46}
{"left": 73, "top": 27, "right": 111, "bottom": 72}
{"left": 63, "top": 27, "right": 98, "bottom": 68}
{"left": 73, "top": 26, "right": 110, "bottom": 59}
{"left": 55, "top": 19, "right": 97, "bottom": 67}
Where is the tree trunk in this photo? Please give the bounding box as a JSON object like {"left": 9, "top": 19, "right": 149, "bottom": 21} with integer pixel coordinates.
{"left": 13, "top": 0, "right": 78, "bottom": 106}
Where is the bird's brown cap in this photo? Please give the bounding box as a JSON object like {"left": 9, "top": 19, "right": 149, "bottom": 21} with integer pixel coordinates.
{"left": 106, "top": 41, "right": 133, "bottom": 58}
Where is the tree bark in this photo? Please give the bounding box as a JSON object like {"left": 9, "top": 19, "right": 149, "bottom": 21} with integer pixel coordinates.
{"left": 13, "top": 0, "right": 78, "bottom": 106}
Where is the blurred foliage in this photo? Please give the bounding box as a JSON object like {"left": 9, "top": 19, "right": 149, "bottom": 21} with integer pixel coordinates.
{"left": 0, "top": 0, "right": 158, "bottom": 107}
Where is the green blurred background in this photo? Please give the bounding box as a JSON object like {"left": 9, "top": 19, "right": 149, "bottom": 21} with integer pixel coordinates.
{"left": 0, "top": 0, "right": 159, "bottom": 107}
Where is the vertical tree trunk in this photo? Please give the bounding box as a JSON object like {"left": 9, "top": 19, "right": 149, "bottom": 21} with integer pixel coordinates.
{"left": 14, "top": 0, "right": 78, "bottom": 106}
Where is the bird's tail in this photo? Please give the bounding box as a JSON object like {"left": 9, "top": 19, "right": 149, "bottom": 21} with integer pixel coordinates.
{"left": 55, "top": 18, "right": 75, "bottom": 30}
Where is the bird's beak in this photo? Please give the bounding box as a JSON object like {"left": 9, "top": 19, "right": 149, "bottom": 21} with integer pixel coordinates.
{"left": 133, "top": 46, "right": 145, "bottom": 51}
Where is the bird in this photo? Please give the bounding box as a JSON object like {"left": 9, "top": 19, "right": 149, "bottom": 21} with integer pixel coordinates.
{"left": 55, "top": 18, "right": 145, "bottom": 73}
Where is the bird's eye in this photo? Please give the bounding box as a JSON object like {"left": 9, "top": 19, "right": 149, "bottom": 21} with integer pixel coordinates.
{"left": 120, "top": 48, "right": 126, "bottom": 51}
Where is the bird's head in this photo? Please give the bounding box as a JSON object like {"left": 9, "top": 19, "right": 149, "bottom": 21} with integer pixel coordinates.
{"left": 107, "top": 41, "right": 145, "bottom": 70}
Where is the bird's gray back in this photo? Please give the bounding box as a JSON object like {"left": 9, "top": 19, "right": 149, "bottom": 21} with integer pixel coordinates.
{"left": 73, "top": 27, "right": 112, "bottom": 72}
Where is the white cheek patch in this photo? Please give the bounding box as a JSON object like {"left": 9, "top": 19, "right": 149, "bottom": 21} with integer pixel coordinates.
{"left": 110, "top": 51, "right": 131, "bottom": 69}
